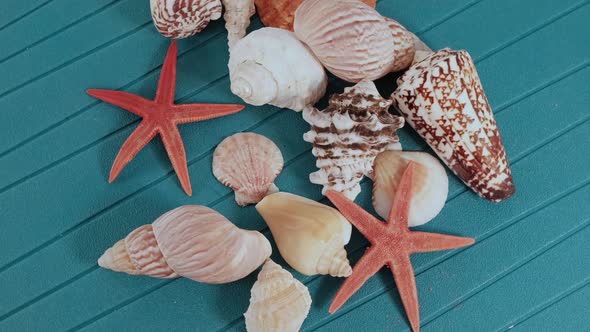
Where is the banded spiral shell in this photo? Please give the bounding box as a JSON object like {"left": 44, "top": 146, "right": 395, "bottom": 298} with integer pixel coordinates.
{"left": 256, "top": 192, "right": 353, "bottom": 277}
{"left": 150, "top": 0, "right": 222, "bottom": 39}
{"left": 213, "top": 133, "right": 283, "bottom": 206}
{"left": 391, "top": 49, "right": 515, "bottom": 202}
{"left": 244, "top": 260, "right": 312, "bottom": 332}
{"left": 229, "top": 28, "right": 328, "bottom": 111}
{"left": 303, "top": 80, "right": 405, "bottom": 200}
{"left": 98, "top": 205, "right": 272, "bottom": 284}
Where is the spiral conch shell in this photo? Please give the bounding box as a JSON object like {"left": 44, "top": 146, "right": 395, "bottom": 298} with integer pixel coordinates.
{"left": 294, "top": 0, "right": 414, "bottom": 82}
{"left": 373, "top": 151, "right": 448, "bottom": 227}
{"left": 256, "top": 192, "right": 353, "bottom": 277}
{"left": 229, "top": 28, "right": 327, "bottom": 111}
{"left": 98, "top": 205, "right": 271, "bottom": 284}
{"left": 392, "top": 49, "right": 515, "bottom": 202}
{"left": 222, "top": 0, "right": 255, "bottom": 48}
{"left": 303, "top": 80, "right": 404, "bottom": 200}
{"left": 150, "top": 0, "right": 222, "bottom": 39}
{"left": 213, "top": 133, "right": 283, "bottom": 206}
{"left": 244, "top": 260, "right": 312, "bottom": 332}
{"left": 254, "top": 0, "right": 376, "bottom": 31}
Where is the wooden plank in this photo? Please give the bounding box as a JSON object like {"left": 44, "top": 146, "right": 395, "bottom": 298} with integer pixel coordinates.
{"left": 0, "top": 0, "right": 52, "bottom": 30}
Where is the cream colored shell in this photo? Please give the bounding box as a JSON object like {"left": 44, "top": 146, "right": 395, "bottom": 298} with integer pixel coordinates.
{"left": 222, "top": 0, "right": 255, "bottom": 48}
{"left": 229, "top": 27, "right": 328, "bottom": 111}
{"left": 150, "top": 0, "right": 222, "bottom": 39}
{"left": 256, "top": 192, "right": 353, "bottom": 277}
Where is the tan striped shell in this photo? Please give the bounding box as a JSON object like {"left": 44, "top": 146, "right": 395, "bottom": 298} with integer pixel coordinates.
{"left": 150, "top": 0, "right": 222, "bottom": 39}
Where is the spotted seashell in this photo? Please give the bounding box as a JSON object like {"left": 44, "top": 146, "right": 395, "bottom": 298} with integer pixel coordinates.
{"left": 150, "top": 0, "right": 222, "bottom": 39}
{"left": 391, "top": 49, "right": 515, "bottom": 202}
{"left": 303, "top": 80, "right": 405, "bottom": 200}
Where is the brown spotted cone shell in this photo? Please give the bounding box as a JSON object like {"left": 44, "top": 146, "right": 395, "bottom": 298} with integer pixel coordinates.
{"left": 150, "top": 0, "right": 222, "bottom": 39}
{"left": 391, "top": 49, "right": 515, "bottom": 202}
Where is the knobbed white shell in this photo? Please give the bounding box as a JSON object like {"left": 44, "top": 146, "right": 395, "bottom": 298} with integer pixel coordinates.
{"left": 294, "top": 0, "right": 414, "bottom": 82}
{"left": 150, "top": 0, "right": 222, "bottom": 39}
{"left": 244, "top": 260, "right": 312, "bottom": 332}
{"left": 229, "top": 27, "right": 328, "bottom": 111}
{"left": 373, "top": 151, "right": 448, "bottom": 227}
{"left": 213, "top": 133, "right": 283, "bottom": 206}
{"left": 222, "top": 0, "right": 255, "bottom": 48}
{"left": 256, "top": 192, "right": 353, "bottom": 277}
{"left": 98, "top": 205, "right": 272, "bottom": 284}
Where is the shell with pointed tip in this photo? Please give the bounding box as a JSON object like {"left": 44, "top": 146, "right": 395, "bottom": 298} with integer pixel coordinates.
{"left": 150, "top": 0, "right": 222, "bottom": 39}
{"left": 213, "top": 133, "right": 283, "bottom": 206}
{"left": 294, "top": 0, "right": 414, "bottom": 82}
{"left": 391, "top": 49, "right": 515, "bottom": 202}
{"left": 244, "top": 260, "right": 312, "bottom": 332}
{"left": 229, "top": 28, "right": 328, "bottom": 111}
{"left": 222, "top": 0, "right": 255, "bottom": 48}
{"left": 373, "top": 151, "right": 448, "bottom": 227}
{"left": 303, "top": 80, "right": 404, "bottom": 200}
{"left": 98, "top": 205, "right": 272, "bottom": 284}
{"left": 254, "top": 0, "right": 376, "bottom": 31}
{"left": 256, "top": 192, "right": 353, "bottom": 277}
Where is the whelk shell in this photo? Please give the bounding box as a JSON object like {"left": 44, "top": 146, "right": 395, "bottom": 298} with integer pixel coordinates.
{"left": 222, "top": 0, "right": 256, "bottom": 48}
{"left": 244, "top": 260, "right": 312, "bottom": 332}
{"left": 256, "top": 192, "right": 353, "bottom": 277}
{"left": 98, "top": 205, "right": 271, "bottom": 284}
{"left": 150, "top": 0, "right": 222, "bottom": 39}
{"left": 213, "top": 133, "right": 283, "bottom": 206}
{"left": 373, "top": 151, "right": 448, "bottom": 227}
{"left": 391, "top": 49, "right": 515, "bottom": 202}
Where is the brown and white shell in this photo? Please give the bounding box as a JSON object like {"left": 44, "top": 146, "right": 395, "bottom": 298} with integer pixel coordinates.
{"left": 303, "top": 80, "right": 405, "bottom": 200}
{"left": 255, "top": 0, "right": 376, "bottom": 31}
{"left": 391, "top": 49, "right": 515, "bottom": 202}
{"left": 244, "top": 260, "right": 312, "bottom": 332}
{"left": 98, "top": 205, "right": 272, "bottom": 284}
{"left": 294, "top": 0, "right": 414, "bottom": 82}
{"left": 222, "top": 0, "right": 256, "bottom": 48}
{"left": 150, "top": 0, "right": 222, "bottom": 39}
{"left": 213, "top": 133, "right": 284, "bottom": 206}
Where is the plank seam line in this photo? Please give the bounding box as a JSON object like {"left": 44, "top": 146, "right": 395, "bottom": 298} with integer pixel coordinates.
{"left": 414, "top": 0, "right": 484, "bottom": 35}
{"left": 0, "top": 0, "right": 126, "bottom": 65}
{"left": 0, "top": 0, "right": 55, "bottom": 32}
{"left": 420, "top": 218, "right": 590, "bottom": 330}
{"left": 305, "top": 178, "right": 590, "bottom": 332}
{"left": 501, "top": 277, "right": 590, "bottom": 331}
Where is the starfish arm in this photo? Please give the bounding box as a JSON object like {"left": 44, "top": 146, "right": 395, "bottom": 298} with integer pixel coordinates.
{"left": 155, "top": 41, "right": 178, "bottom": 105}
{"left": 409, "top": 232, "right": 475, "bottom": 253}
{"left": 171, "top": 104, "right": 245, "bottom": 124}
{"left": 159, "top": 123, "right": 192, "bottom": 196}
{"left": 109, "top": 121, "right": 158, "bottom": 183}
{"left": 387, "top": 162, "right": 416, "bottom": 232}
{"left": 330, "top": 247, "right": 384, "bottom": 314}
{"left": 326, "top": 190, "right": 385, "bottom": 239}
{"left": 388, "top": 253, "right": 421, "bottom": 332}
{"left": 87, "top": 89, "right": 153, "bottom": 117}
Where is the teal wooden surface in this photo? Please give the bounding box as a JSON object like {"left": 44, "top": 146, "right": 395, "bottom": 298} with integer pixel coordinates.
{"left": 0, "top": 0, "right": 589, "bottom": 331}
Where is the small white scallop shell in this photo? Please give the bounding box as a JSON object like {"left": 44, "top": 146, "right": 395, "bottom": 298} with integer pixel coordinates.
{"left": 213, "top": 133, "right": 284, "bottom": 206}
{"left": 150, "top": 0, "right": 222, "bottom": 39}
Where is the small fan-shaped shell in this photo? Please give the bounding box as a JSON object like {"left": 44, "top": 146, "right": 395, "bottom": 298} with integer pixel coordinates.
{"left": 222, "top": 0, "right": 255, "bottom": 48}
{"left": 244, "top": 260, "right": 312, "bottom": 332}
{"left": 98, "top": 205, "right": 272, "bottom": 284}
{"left": 213, "top": 133, "right": 284, "bottom": 206}
{"left": 150, "top": 0, "right": 222, "bottom": 39}
{"left": 256, "top": 192, "right": 353, "bottom": 277}
{"left": 373, "top": 151, "right": 448, "bottom": 227}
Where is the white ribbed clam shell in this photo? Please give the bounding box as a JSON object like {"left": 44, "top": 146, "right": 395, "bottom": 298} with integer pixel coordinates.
{"left": 150, "top": 0, "right": 222, "bottom": 39}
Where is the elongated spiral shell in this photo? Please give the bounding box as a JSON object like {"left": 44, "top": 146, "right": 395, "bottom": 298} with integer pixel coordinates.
{"left": 303, "top": 80, "right": 404, "bottom": 200}
{"left": 391, "top": 49, "right": 515, "bottom": 202}
{"left": 222, "top": 0, "right": 255, "bottom": 48}
{"left": 98, "top": 205, "right": 272, "bottom": 284}
{"left": 150, "top": 0, "right": 222, "bottom": 39}
{"left": 244, "top": 260, "right": 312, "bottom": 332}
{"left": 213, "top": 133, "right": 283, "bottom": 206}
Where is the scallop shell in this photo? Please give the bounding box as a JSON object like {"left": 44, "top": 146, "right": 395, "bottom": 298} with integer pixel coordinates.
{"left": 373, "top": 151, "right": 448, "bottom": 227}
{"left": 254, "top": 0, "right": 376, "bottom": 31}
{"left": 391, "top": 49, "right": 515, "bottom": 202}
{"left": 98, "top": 205, "right": 272, "bottom": 284}
{"left": 222, "top": 0, "right": 256, "bottom": 48}
{"left": 256, "top": 192, "right": 353, "bottom": 277}
{"left": 303, "top": 80, "right": 405, "bottom": 200}
{"left": 244, "top": 260, "right": 312, "bottom": 332}
{"left": 150, "top": 0, "right": 222, "bottom": 39}
{"left": 229, "top": 28, "right": 327, "bottom": 111}
{"left": 293, "top": 0, "right": 414, "bottom": 82}
{"left": 213, "top": 133, "right": 284, "bottom": 206}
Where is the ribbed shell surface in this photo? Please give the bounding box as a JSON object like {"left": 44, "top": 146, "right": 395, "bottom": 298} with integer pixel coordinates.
{"left": 150, "top": 0, "right": 222, "bottom": 39}
{"left": 125, "top": 224, "right": 178, "bottom": 278}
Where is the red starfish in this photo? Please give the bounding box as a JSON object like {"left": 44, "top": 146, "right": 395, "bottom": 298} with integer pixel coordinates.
{"left": 326, "top": 162, "right": 475, "bottom": 332}
{"left": 87, "top": 41, "right": 244, "bottom": 196}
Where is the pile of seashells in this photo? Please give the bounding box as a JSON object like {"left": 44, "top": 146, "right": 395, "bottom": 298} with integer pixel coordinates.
{"left": 98, "top": 0, "right": 516, "bottom": 330}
